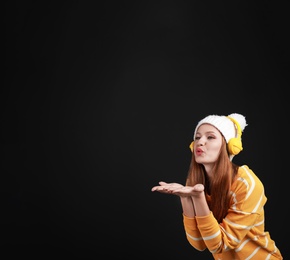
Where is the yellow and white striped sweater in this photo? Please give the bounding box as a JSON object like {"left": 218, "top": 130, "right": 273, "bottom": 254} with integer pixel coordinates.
{"left": 183, "top": 165, "right": 283, "bottom": 259}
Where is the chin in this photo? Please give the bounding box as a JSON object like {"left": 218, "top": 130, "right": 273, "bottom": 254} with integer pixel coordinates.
{"left": 195, "top": 158, "right": 206, "bottom": 164}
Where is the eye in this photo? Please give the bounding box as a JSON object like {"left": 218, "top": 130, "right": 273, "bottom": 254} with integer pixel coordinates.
{"left": 207, "top": 136, "right": 215, "bottom": 140}
{"left": 195, "top": 136, "right": 201, "bottom": 140}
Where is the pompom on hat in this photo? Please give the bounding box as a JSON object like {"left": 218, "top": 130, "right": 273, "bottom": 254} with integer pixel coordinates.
{"left": 192, "top": 113, "right": 248, "bottom": 160}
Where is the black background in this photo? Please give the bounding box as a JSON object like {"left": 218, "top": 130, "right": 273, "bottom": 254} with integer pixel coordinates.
{"left": 3, "top": 1, "right": 288, "bottom": 259}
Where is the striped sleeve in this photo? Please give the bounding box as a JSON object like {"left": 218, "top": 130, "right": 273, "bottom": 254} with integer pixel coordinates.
{"left": 194, "top": 165, "right": 266, "bottom": 254}
{"left": 183, "top": 214, "right": 207, "bottom": 251}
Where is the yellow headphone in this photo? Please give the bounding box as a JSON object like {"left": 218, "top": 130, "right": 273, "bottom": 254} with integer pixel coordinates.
{"left": 189, "top": 116, "right": 243, "bottom": 155}
{"left": 226, "top": 116, "right": 243, "bottom": 155}
{"left": 189, "top": 141, "right": 194, "bottom": 152}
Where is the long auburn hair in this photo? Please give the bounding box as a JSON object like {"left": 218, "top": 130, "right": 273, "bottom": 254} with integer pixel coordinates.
{"left": 186, "top": 138, "right": 239, "bottom": 223}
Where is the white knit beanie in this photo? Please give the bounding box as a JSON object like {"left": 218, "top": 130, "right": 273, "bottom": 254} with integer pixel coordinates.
{"left": 193, "top": 113, "right": 247, "bottom": 158}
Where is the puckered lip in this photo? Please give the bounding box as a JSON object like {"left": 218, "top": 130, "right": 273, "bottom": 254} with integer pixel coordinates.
{"left": 196, "top": 147, "right": 204, "bottom": 153}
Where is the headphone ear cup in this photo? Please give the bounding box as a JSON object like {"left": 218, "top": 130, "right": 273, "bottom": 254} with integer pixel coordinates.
{"left": 189, "top": 141, "right": 194, "bottom": 152}
{"left": 227, "top": 138, "right": 243, "bottom": 155}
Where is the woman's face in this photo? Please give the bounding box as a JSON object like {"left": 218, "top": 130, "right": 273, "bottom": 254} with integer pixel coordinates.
{"left": 194, "top": 123, "right": 223, "bottom": 166}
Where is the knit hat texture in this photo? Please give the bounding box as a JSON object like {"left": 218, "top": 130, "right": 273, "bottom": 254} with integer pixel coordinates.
{"left": 193, "top": 113, "right": 247, "bottom": 143}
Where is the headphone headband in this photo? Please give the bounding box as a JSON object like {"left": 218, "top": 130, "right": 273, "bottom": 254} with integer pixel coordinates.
{"left": 227, "top": 116, "right": 242, "bottom": 139}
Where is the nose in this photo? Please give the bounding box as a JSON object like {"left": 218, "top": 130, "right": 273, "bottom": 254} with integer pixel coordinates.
{"left": 196, "top": 136, "right": 206, "bottom": 146}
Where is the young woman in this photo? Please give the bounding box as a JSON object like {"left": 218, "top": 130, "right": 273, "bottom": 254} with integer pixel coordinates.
{"left": 151, "top": 113, "right": 283, "bottom": 259}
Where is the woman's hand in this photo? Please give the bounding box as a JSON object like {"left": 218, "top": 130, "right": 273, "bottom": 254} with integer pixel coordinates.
{"left": 151, "top": 181, "right": 204, "bottom": 197}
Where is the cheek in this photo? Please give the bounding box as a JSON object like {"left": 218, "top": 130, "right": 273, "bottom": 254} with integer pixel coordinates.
{"left": 211, "top": 143, "right": 222, "bottom": 154}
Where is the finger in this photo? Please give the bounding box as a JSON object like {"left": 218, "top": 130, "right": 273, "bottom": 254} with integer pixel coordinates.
{"left": 193, "top": 184, "right": 204, "bottom": 192}
{"left": 152, "top": 185, "right": 167, "bottom": 192}
{"left": 151, "top": 186, "right": 160, "bottom": 192}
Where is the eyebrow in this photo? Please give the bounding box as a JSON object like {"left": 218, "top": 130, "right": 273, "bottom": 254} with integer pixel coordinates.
{"left": 196, "top": 131, "right": 217, "bottom": 135}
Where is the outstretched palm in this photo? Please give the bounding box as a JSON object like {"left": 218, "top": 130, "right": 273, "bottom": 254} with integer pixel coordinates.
{"left": 151, "top": 181, "right": 204, "bottom": 197}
